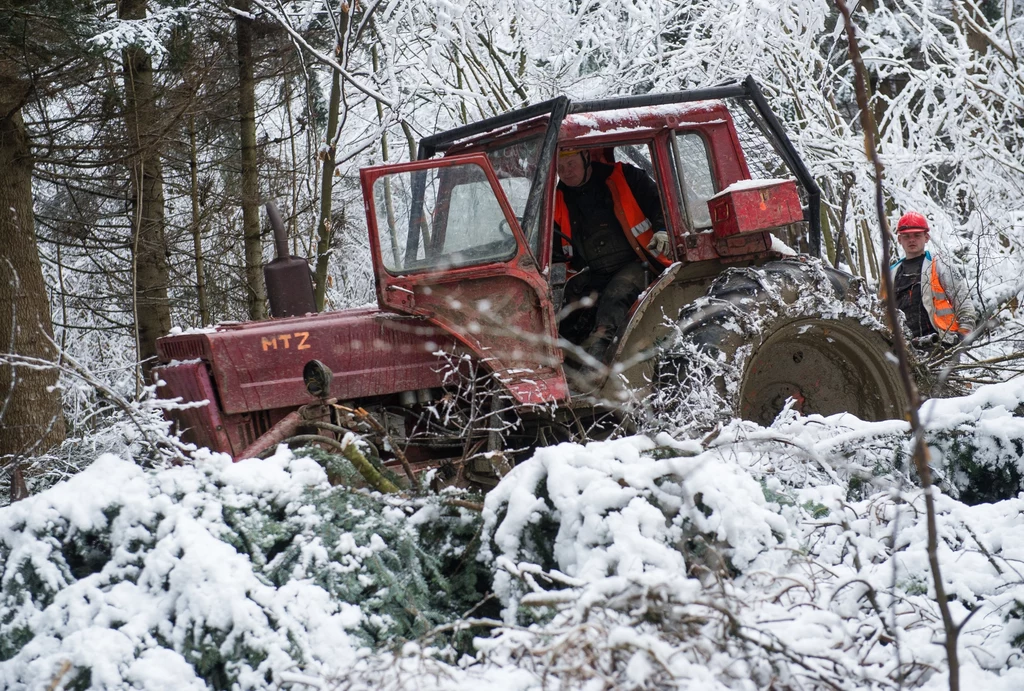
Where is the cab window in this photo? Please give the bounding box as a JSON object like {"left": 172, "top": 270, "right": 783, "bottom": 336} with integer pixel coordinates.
{"left": 672, "top": 132, "right": 716, "bottom": 231}
{"left": 372, "top": 161, "right": 518, "bottom": 273}
{"left": 485, "top": 136, "right": 543, "bottom": 256}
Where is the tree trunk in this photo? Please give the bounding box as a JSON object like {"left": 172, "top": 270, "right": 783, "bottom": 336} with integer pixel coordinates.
{"left": 283, "top": 78, "right": 300, "bottom": 254}
{"left": 0, "top": 106, "right": 67, "bottom": 459}
{"left": 313, "top": 65, "right": 341, "bottom": 311}
{"left": 120, "top": 0, "right": 172, "bottom": 381}
{"left": 313, "top": 5, "right": 351, "bottom": 311}
{"left": 234, "top": 0, "right": 267, "bottom": 320}
{"left": 952, "top": 1, "right": 989, "bottom": 57}
{"left": 188, "top": 114, "right": 209, "bottom": 326}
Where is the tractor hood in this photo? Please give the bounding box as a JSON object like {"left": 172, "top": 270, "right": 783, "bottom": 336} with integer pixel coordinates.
{"left": 156, "top": 307, "right": 456, "bottom": 415}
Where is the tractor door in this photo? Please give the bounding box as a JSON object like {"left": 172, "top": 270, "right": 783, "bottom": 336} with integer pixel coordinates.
{"left": 360, "top": 152, "right": 568, "bottom": 405}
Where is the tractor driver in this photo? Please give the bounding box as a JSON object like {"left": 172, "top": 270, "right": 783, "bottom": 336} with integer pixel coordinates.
{"left": 553, "top": 148, "right": 672, "bottom": 368}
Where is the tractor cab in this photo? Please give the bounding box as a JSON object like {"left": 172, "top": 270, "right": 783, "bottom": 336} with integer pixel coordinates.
{"left": 359, "top": 78, "right": 813, "bottom": 402}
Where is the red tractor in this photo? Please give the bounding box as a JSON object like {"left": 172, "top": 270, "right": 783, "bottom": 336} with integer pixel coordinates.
{"left": 155, "top": 77, "right": 905, "bottom": 478}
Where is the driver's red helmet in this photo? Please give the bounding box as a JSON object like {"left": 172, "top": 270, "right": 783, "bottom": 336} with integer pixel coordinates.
{"left": 896, "top": 211, "right": 930, "bottom": 234}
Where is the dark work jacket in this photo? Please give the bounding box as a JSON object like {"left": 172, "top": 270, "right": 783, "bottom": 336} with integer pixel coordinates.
{"left": 894, "top": 255, "right": 936, "bottom": 338}
{"left": 555, "top": 162, "right": 665, "bottom": 275}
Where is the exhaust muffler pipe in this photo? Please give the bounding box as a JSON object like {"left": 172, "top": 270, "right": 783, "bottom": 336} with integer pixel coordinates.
{"left": 263, "top": 201, "right": 317, "bottom": 318}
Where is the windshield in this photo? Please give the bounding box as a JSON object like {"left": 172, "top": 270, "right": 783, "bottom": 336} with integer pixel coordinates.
{"left": 372, "top": 161, "right": 520, "bottom": 274}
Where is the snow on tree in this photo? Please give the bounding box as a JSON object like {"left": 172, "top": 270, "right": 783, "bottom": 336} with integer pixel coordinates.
{"left": 5, "top": 380, "right": 1024, "bottom": 688}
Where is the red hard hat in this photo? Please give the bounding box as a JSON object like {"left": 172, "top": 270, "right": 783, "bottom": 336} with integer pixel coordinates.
{"left": 896, "top": 211, "right": 930, "bottom": 234}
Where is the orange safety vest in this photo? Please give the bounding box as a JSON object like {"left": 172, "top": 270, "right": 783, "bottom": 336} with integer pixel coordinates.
{"left": 925, "top": 257, "right": 962, "bottom": 334}
{"left": 553, "top": 163, "right": 671, "bottom": 270}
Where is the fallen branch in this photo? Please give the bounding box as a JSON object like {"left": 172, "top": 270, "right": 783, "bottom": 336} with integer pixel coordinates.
{"left": 334, "top": 404, "right": 421, "bottom": 491}
{"left": 266, "top": 433, "right": 400, "bottom": 494}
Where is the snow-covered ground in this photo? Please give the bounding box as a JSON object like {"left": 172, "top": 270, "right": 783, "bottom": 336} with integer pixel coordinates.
{"left": 4, "top": 381, "right": 1024, "bottom": 690}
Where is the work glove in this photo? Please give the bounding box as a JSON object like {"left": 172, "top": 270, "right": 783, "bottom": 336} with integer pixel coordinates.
{"left": 940, "top": 332, "right": 962, "bottom": 347}
{"left": 647, "top": 230, "right": 669, "bottom": 256}
{"left": 910, "top": 332, "right": 961, "bottom": 351}
{"left": 910, "top": 333, "right": 940, "bottom": 350}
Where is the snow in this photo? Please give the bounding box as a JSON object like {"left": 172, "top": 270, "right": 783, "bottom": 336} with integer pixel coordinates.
{"left": 0, "top": 451, "right": 367, "bottom": 690}
{"left": 769, "top": 234, "right": 798, "bottom": 255}
{"left": 87, "top": 7, "right": 195, "bottom": 58}
{"left": 710, "top": 177, "right": 797, "bottom": 196}
{"left": 5, "top": 381, "right": 1024, "bottom": 688}
{"left": 564, "top": 103, "right": 724, "bottom": 132}
{"left": 166, "top": 326, "right": 218, "bottom": 336}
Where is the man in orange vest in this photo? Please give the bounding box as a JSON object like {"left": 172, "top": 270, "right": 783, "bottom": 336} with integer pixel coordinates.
{"left": 553, "top": 149, "right": 672, "bottom": 368}
{"left": 890, "top": 211, "right": 976, "bottom": 348}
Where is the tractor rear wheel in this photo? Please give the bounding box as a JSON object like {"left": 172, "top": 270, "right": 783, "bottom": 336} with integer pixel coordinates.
{"left": 653, "top": 259, "right": 908, "bottom": 428}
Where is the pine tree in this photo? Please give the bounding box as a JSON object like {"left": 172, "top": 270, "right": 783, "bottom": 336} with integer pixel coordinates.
{"left": 119, "top": 0, "right": 173, "bottom": 379}
{"left": 0, "top": 0, "right": 98, "bottom": 460}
